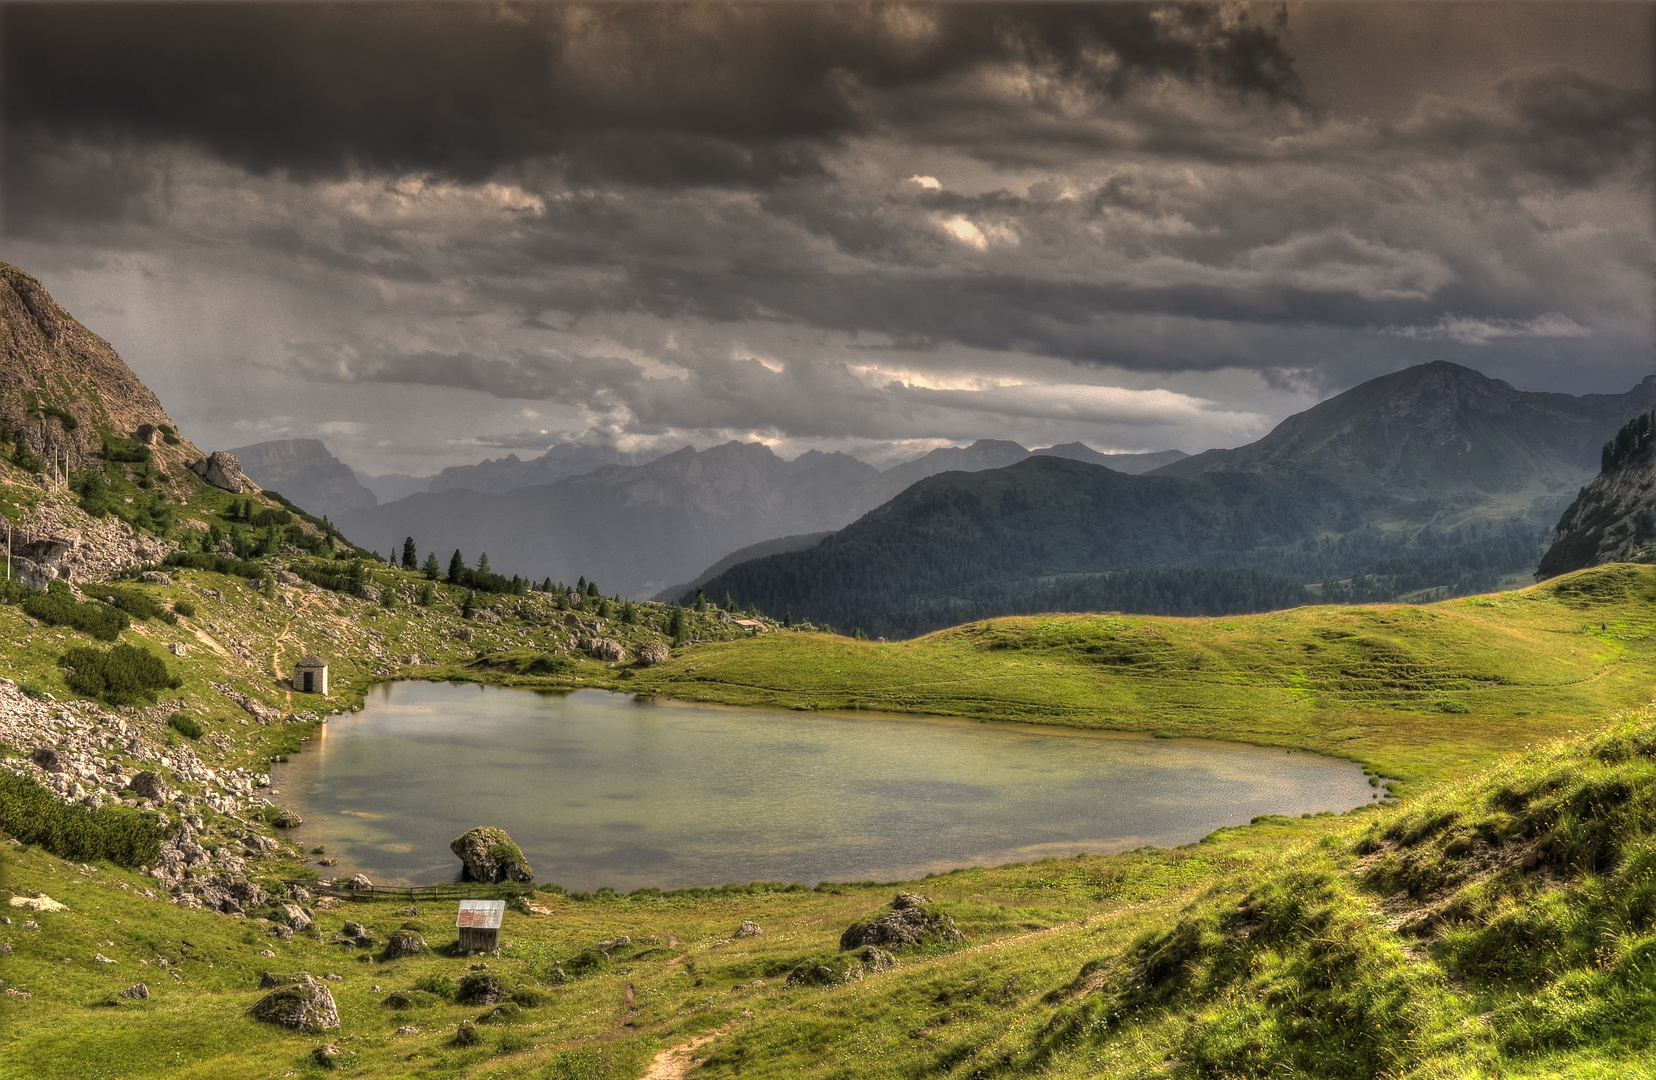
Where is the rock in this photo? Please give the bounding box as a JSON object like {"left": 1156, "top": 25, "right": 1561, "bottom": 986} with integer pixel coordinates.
{"left": 584, "top": 637, "right": 625, "bottom": 662}
{"left": 118, "top": 982, "right": 150, "bottom": 1000}
{"left": 166, "top": 642, "right": 188, "bottom": 657}
{"left": 129, "top": 771, "right": 169, "bottom": 801}
{"left": 454, "top": 1019, "right": 482, "bottom": 1047}
{"left": 249, "top": 975, "right": 339, "bottom": 1033}
{"left": 456, "top": 972, "right": 506, "bottom": 1006}
{"left": 449, "top": 826, "right": 534, "bottom": 884}
{"left": 354, "top": 584, "right": 381, "bottom": 603}
{"left": 274, "top": 903, "right": 311, "bottom": 931}
{"left": 341, "top": 921, "right": 367, "bottom": 939}
{"left": 312, "top": 1043, "right": 341, "bottom": 1069}
{"left": 396, "top": 1025, "right": 419, "bottom": 1035}
{"left": 276, "top": 570, "right": 303, "bottom": 586}
{"left": 29, "top": 747, "right": 63, "bottom": 772}
{"left": 13, "top": 557, "right": 56, "bottom": 593}
{"left": 345, "top": 874, "right": 373, "bottom": 891}
{"left": 272, "top": 808, "right": 303, "bottom": 828}
{"left": 187, "top": 451, "right": 258, "bottom": 494}
{"left": 383, "top": 930, "right": 426, "bottom": 959}
{"left": 469, "top": 609, "right": 501, "bottom": 624}
{"left": 596, "top": 936, "right": 631, "bottom": 951}
{"left": 634, "top": 642, "right": 670, "bottom": 667}
{"left": 138, "top": 570, "right": 172, "bottom": 586}
{"left": 133, "top": 424, "right": 158, "bottom": 445}
{"left": 291, "top": 887, "right": 312, "bottom": 905}
{"left": 735, "top": 920, "right": 762, "bottom": 938}
{"left": 852, "top": 945, "right": 896, "bottom": 974}
{"left": 451, "top": 626, "right": 475, "bottom": 643}
{"left": 839, "top": 894, "right": 963, "bottom": 951}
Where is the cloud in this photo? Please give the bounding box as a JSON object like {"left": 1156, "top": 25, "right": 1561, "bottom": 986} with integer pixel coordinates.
{"left": 909, "top": 175, "right": 942, "bottom": 190}
{"left": 1381, "top": 312, "right": 1593, "bottom": 347}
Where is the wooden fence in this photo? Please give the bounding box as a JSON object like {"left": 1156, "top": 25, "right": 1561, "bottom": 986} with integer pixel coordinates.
{"left": 290, "top": 880, "right": 536, "bottom": 903}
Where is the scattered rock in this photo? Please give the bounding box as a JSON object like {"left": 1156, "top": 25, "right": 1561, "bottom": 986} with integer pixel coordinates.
{"left": 166, "top": 641, "right": 188, "bottom": 657}
{"left": 456, "top": 972, "right": 506, "bottom": 1006}
{"left": 275, "top": 903, "right": 312, "bottom": 931}
{"left": 272, "top": 808, "right": 303, "bottom": 828}
{"left": 128, "top": 770, "right": 169, "bottom": 801}
{"left": 451, "top": 626, "right": 475, "bottom": 643}
{"left": 852, "top": 945, "right": 896, "bottom": 975}
{"left": 187, "top": 451, "right": 258, "bottom": 494}
{"left": 453, "top": 1020, "right": 482, "bottom": 1047}
{"left": 839, "top": 893, "right": 963, "bottom": 951}
{"left": 449, "top": 826, "right": 534, "bottom": 884}
{"left": 311, "top": 1043, "right": 341, "bottom": 1069}
{"left": 383, "top": 930, "right": 426, "bottom": 959}
{"left": 8, "top": 895, "right": 66, "bottom": 913}
{"left": 583, "top": 637, "right": 626, "bottom": 662}
{"left": 634, "top": 641, "right": 670, "bottom": 666}
{"left": 94, "top": 952, "right": 116, "bottom": 964}
{"left": 345, "top": 873, "right": 373, "bottom": 891}
{"left": 354, "top": 584, "right": 381, "bottom": 604}
{"left": 341, "top": 921, "right": 367, "bottom": 939}
{"left": 396, "top": 1025, "right": 419, "bottom": 1035}
{"left": 118, "top": 982, "right": 150, "bottom": 1000}
{"left": 249, "top": 975, "right": 339, "bottom": 1033}
{"left": 597, "top": 935, "right": 631, "bottom": 951}
{"left": 735, "top": 920, "right": 762, "bottom": 938}
{"left": 138, "top": 570, "right": 172, "bottom": 586}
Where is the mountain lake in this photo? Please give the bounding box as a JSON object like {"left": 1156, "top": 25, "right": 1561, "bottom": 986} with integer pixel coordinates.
{"left": 273, "top": 681, "right": 1380, "bottom": 891}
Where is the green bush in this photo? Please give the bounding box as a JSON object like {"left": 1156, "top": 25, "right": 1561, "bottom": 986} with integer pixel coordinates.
{"left": 416, "top": 974, "right": 457, "bottom": 1001}
{"left": 82, "top": 584, "right": 177, "bottom": 624}
{"left": 0, "top": 771, "right": 165, "bottom": 867}
{"left": 59, "top": 642, "right": 181, "bottom": 706}
{"left": 162, "top": 551, "right": 265, "bottom": 580}
{"left": 24, "top": 581, "right": 130, "bottom": 640}
{"left": 172, "top": 598, "right": 196, "bottom": 618}
{"left": 167, "top": 712, "right": 204, "bottom": 739}
{"left": 101, "top": 437, "right": 152, "bottom": 464}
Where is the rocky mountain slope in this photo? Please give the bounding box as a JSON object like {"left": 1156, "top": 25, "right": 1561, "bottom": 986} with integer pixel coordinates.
{"left": 0, "top": 263, "right": 201, "bottom": 475}
{"left": 227, "top": 439, "right": 378, "bottom": 519}
{"left": 1537, "top": 409, "right": 1656, "bottom": 577}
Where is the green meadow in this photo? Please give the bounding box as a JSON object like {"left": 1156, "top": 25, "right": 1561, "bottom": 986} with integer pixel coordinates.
{"left": 9, "top": 561, "right": 1656, "bottom": 1078}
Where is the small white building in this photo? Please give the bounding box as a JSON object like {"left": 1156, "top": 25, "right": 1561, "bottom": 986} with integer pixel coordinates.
{"left": 293, "top": 654, "right": 328, "bottom": 695}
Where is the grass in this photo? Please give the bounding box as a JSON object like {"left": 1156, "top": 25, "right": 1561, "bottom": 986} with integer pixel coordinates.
{"left": 628, "top": 564, "right": 1656, "bottom": 790}
{"left": 10, "top": 441, "right": 1656, "bottom": 1076}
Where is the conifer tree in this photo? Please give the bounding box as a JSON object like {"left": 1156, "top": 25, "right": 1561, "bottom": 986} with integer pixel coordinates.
{"left": 477, "top": 552, "right": 491, "bottom": 574}
{"left": 423, "top": 552, "right": 442, "bottom": 580}
{"left": 447, "top": 549, "right": 465, "bottom": 584}
{"left": 401, "top": 537, "right": 418, "bottom": 570}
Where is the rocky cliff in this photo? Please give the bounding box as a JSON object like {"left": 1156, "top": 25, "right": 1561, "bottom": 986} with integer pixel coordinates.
{"left": 227, "top": 439, "right": 377, "bottom": 518}
{"left": 1538, "top": 410, "right": 1656, "bottom": 577}
{"left": 0, "top": 263, "right": 201, "bottom": 472}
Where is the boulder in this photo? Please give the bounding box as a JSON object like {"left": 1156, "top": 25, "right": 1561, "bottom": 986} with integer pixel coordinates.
{"left": 454, "top": 1020, "right": 482, "bottom": 1047}
{"left": 272, "top": 808, "right": 304, "bottom": 828}
{"left": 187, "top": 451, "right": 258, "bottom": 494}
{"left": 451, "top": 626, "right": 475, "bottom": 643}
{"left": 735, "top": 920, "right": 762, "bottom": 938}
{"left": 345, "top": 873, "right": 373, "bottom": 891}
{"left": 449, "top": 827, "right": 534, "bottom": 884}
{"left": 839, "top": 894, "right": 963, "bottom": 951}
{"left": 311, "top": 1044, "right": 341, "bottom": 1070}
{"left": 383, "top": 930, "right": 426, "bottom": 959}
{"left": 353, "top": 584, "right": 381, "bottom": 604}
{"left": 455, "top": 972, "right": 506, "bottom": 1006}
{"left": 249, "top": 975, "right": 339, "bottom": 1033}
{"left": 634, "top": 642, "right": 670, "bottom": 667}
{"left": 583, "top": 637, "right": 625, "bottom": 662}
{"left": 13, "top": 557, "right": 56, "bottom": 593}
{"left": 138, "top": 570, "right": 172, "bottom": 586}
{"left": 29, "top": 747, "right": 62, "bottom": 772}
{"left": 118, "top": 982, "right": 151, "bottom": 1000}
{"left": 129, "top": 771, "right": 169, "bottom": 801}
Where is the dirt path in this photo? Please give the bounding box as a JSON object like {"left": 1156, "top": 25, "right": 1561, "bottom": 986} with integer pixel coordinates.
{"left": 268, "top": 591, "right": 324, "bottom": 704}
{"left": 638, "top": 1024, "right": 734, "bottom": 1080}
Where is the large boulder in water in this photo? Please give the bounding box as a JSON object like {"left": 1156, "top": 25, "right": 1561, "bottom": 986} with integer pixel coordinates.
{"left": 449, "top": 827, "right": 534, "bottom": 884}
{"left": 250, "top": 974, "right": 339, "bottom": 1033}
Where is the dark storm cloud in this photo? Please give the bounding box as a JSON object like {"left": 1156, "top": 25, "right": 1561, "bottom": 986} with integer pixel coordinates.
{"left": 2, "top": 1, "right": 1302, "bottom": 194}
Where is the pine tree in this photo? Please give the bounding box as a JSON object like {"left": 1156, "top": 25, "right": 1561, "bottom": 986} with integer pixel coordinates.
{"left": 669, "top": 605, "right": 689, "bottom": 644}
{"left": 423, "top": 552, "right": 442, "bottom": 581}
{"left": 477, "top": 552, "right": 491, "bottom": 574}
{"left": 586, "top": 580, "right": 599, "bottom": 598}
{"left": 447, "top": 549, "right": 465, "bottom": 584}
{"left": 694, "top": 589, "right": 708, "bottom": 612}
{"left": 577, "top": 576, "right": 586, "bottom": 593}
{"left": 401, "top": 537, "right": 418, "bottom": 570}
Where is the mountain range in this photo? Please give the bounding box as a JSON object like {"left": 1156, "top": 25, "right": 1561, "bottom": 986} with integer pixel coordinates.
{"left": 226, "top": 439, "right": 378, "bottom": 519}
{"left": 329, "top": 439, "right": 1189, "bottom": 596}
{"left": 696, "top": 362, "right": 1656, "bottom": 636}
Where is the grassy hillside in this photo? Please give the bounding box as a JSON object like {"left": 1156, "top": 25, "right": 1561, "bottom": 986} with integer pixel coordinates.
{"left": 633, "top": 564, "right": 1656, "bottom": 788}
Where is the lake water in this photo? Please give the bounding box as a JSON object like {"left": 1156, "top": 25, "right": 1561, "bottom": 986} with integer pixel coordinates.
{"left": 275, "top": 682, "right": 1376, "bottom": 891}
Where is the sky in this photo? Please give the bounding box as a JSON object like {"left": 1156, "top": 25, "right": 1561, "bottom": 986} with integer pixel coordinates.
{"left": 2, "top": 1, "right": 1652, "bottom": 475}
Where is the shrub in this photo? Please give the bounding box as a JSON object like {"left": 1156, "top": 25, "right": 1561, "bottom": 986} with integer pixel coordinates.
{"left": 101, "top": 437, "right": 152, "bottom": 464}
{"left": 0, "top": 770, "right": 165, "bottom": 867}
{"left": 82, "top": 585, "right": 177, "bottom": 624}
{"left": 162, "top": 551, "right": 265, "bottom": 579}
{"left": 18, "top": 680, "right": 48, "bottom": 700}
{"left": 167, "top": 712, "right": 204, "bottom": 739}
{"left": 59, "top": 642, "right": 181, "bottom": 706}
{"left": 416, "top": 974, "right": 457, "bottom": 1001}
{"left": 24, "top": 581, "right": 130, "bottom": 641}
{"left": 172, "top": 599, "right": 196, "bottom": 618}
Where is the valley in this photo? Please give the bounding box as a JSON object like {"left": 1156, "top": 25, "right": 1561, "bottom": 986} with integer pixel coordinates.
{"left": 6, "top": 262, "right": 1656, "bottom": 1078}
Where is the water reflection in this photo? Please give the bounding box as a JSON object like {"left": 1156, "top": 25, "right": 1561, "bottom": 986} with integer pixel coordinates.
{"left": 277, "top": 683, "right": 1374, "bottom": 891}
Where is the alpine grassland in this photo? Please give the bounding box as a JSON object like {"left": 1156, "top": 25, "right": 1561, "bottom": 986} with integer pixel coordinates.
{"left": 10, "top": 473, "right": 1656, "bottom": 1080}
